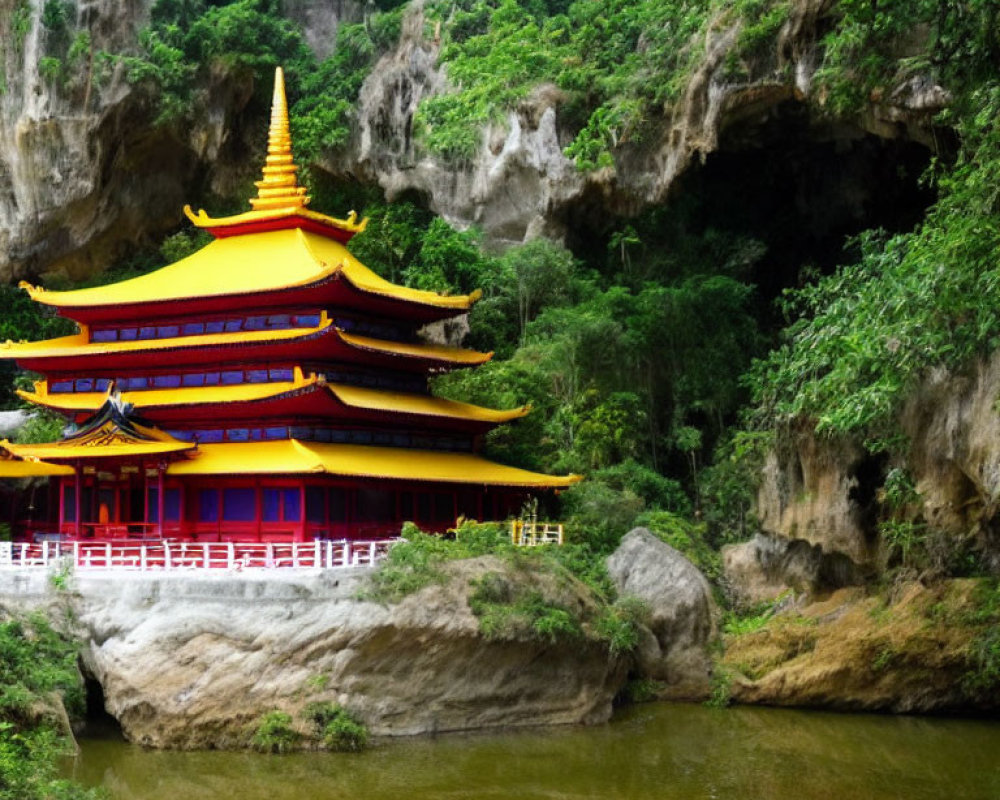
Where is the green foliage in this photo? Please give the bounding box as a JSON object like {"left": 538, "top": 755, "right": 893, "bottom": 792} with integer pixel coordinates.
{"left": 304, "top": 702, "right": 368, "bottom": 752}
{"left": 363, "top": 521, "right": 512, "bottom": 602}
{"left": 12, "top": 411, "right": 65, "bottom": 445}
{"left": 251, "top": 711, "right": 300, "bottom": 754}
{"left": 469, "top": 571, "right": 582, "bottom": 643}
{"left": 0, "top": 615, "right": 102, "bottom": 800}
{"left": 705, "top": 668, "right": 734, "bottom": 708}
{"left": 637, "top": 511, "right": 721, "bottom": 582}
{"left": 159, "top": 230, "right": 212, "bottom": 262}
{"left": 594, "top": 595, "right": 649, "bottom": 656}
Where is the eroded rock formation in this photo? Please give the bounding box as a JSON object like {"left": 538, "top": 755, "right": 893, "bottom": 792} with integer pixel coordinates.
{"left": 607, "top": 528, "right": 716, "bottom": 700}
{"left": 0, "top": 559, "right": 628, "bottom": 748}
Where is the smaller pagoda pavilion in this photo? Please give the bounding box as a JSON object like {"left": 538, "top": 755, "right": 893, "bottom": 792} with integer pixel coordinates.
{"left": 0, "top": 68, "right": 578, "bottom": 543}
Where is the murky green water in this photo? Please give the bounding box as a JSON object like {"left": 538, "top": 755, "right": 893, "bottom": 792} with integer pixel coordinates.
{"left": 73, "top": 704, "right": 1000, "bottom": 800}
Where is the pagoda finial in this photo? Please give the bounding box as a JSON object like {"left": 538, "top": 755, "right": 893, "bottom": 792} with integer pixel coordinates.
{"left": 249, "top": 66, "right": 310, "bottom": 212}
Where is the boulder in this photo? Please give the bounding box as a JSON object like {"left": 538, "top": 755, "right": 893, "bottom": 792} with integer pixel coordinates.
{"left": 606, "top": 528, "right": 716, "bottom": 699}
{"left": 0, "top": 560, "right": 626, "bottom": 748}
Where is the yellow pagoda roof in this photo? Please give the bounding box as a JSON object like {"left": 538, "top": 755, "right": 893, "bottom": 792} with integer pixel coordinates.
{"left": 2, "top": 424, "right": 194, "bottom": 462}
{"left": 0, "top": 316, "right": 489, "bottom": 367}
{"left": 21, "top": 377, "right": 528, "bottom": 424}
{"left": 327, "top": 383, "right": 529, "bottom": 423}
{"left": 0, "top": 456, "right": 73, "bottom": 478}
{"left": 18, "top": 227, "right": 480, "bottom": 312}
{"left": 167, "top": 439, "right": 580, "bottom": 488}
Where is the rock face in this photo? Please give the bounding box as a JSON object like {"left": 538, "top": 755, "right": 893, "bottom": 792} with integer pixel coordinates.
{"left": 606, "top": 528, "right": 716, "bottom": 699}
{"left": 0, "top": 559, "right": 624, "bottom": 748}
{"left": 0, "top": 0, "right": 948, "bottom": 281}
{"left": 748, "top": 351, "right": 1000, "bottom": 595}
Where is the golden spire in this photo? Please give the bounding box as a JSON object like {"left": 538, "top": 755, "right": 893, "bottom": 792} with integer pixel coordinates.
{"left": 249, "top": 66, "right": 310, "bottom": 212}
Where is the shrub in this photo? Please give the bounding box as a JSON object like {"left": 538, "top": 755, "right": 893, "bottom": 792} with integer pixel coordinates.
{"left": 304, "top": 702, "right": 368, "bottom": 752}
{"left": 252, "top": 711, "right": 300, "bottom": 754}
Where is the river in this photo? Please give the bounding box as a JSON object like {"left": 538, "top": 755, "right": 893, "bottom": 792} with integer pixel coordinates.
{"left": 73, "top": 703, "right": 1000, "bottom": 799}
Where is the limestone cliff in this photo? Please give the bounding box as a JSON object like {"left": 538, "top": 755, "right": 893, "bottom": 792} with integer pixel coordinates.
{"left": 0, "top": 0, "right": 947, "bottom": 281}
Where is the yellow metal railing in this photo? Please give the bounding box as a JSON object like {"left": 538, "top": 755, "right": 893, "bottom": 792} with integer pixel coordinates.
{"left": 510, "top": 520, "right": 564, "bottom": 546}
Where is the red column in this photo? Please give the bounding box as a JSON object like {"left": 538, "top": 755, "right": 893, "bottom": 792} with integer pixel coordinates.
{"left": 74, "top": 464, "right": 82, "bottom": 539}
{"left": 157, "top": 463, "right": 165, "bottom": 539}
{"left": 58, "top": 478, "right": 65, "bottom": 532}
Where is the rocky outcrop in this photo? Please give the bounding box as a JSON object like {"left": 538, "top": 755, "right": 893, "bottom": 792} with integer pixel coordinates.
{"left": 722, "top": 580, "right": 1000, "bottom": 713}
{"left": 722, "top": 532, "right": 864, "bottom": 606}
{"left": 337, "top": 0, "right": 946, "bottom": 246}
{"left": 606, "top": 528, "right": 715, "bottom": 699}
{"left": 0, "top": 559, "right": 625, "bottom": 748}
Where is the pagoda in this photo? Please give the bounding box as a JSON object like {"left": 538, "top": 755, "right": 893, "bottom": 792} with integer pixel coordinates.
{"left": 0, "top": 67, "right": 578, "bottom": 544}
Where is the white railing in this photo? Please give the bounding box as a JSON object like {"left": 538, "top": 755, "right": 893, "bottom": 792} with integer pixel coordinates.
{"left": 510, "top": 520, "right": 564, "bottom": 546}
{"left": 0, "top": 539, "right": 399, "bottom": 571}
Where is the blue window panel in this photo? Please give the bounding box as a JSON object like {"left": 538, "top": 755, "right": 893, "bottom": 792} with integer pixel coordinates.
{"left": 295, "top": 314, "right": 320, "bottom": 327}
{"left": 164, "top": 489, "right": 181, "bottom": 521}
{"left": 119, "top": 328, "right": 138, "bottom": 341}
{"left": 138, "top": 327, "right": 156, "bottom": 340}
{"left": 147, "top": 487, "right": 158, "bottom": 522}
{"left": 351, "top": 431, "right": 372, "bottom": 444}
{"left": 392, "top": 434, "right": 410, "bottom": 447}
{"left": 224, "top": 319, "right": 242, "bottom": 333}
{"left": 51, "top": 381, "right": 73, "bottom": 393}
{"left": 75, "top": 378, "right": 94, "bottom": 392}
{"left": 203, "top": 372, "right": 220, "bottom": 386}
{"left": 373, "top": 432, "right": 392, "bottom": 445}
{"left": 267, "top": 314, "right": 290, "bottom": 328}
{"left": 157, "top": 325, "right": 179, "bottom": 338}
{"left": 283, "top": 488, "right": 301, "bottom": 521}
{"left": 329, "top": 430, "right": 348, "bottom": 443}
{"left": 314, "top": 428, "right": 331, "bottom": 442}
{"left": 269, "top": 368, "right": 293, "bottom": 381}
{"left": 95, "top": 379, "right": 111, "bottom": 392}
{"left": 223, "top": 488, "right": 256, "bottom": 522}
{"left": 206, "top": 321, "right": 225, "bottom": 334}
{"left": 125, "top": 377, "right": 147, "bottom": 390}
{"left": 62, "top": 485, "right": 76, "bottom": 521}
{"left": 182, "top": 322, "right": 205, "bottom": 336}
{"left": 249, "top": 429, "right": 264, "bottom": 441}
{"left": 182, "top": 373, "right": 205, "bottom": 387}
{"left": 264, "top": 427, "right": 287, "bottom": 440}
{"left": 246, "top": 370, "right": 268, "bottom": 383}
{"left": 198, "top": 429, "right": 224, "bottom": 443}
{"left": 92, "top": 329, "right": 117, "bottom": 342}
{"left": 198, "top": 489, "right": 219, "bottom": 522}
{"left": 290, "top": 426, "right": 311, "bottom": 439}
{"left": 221, "top": 371, "right": 243, "bottom": 385}
{"left": 153, "top": 375, "right": 181, "bottom": 388}
{"left": 244, "top": 316, "right": 266, "bottom": 331}
{"left": 262, "top": 488, "right": 280, "bottom": 521}
{"left": 227, "top": 428, "right": 250, "bottom": 442}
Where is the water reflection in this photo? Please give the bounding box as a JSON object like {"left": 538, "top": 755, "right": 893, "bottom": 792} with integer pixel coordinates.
{"left": 73, "top": 704, "right": 1000, "bottom": 800}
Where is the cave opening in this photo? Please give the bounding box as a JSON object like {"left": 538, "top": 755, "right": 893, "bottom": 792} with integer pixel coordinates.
{"left": 78, "top": 669, "right": 124, "bottom": 741}
{"left": 563, "top": 99, "right": 941, "bottom": 315}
